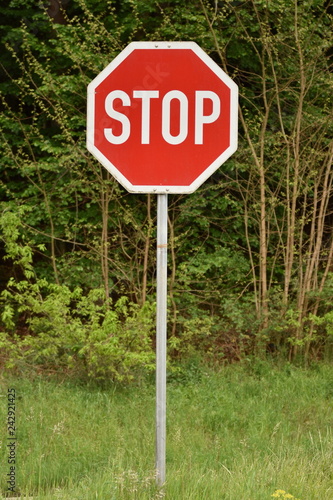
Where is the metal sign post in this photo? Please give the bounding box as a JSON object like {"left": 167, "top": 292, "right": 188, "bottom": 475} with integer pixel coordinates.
{"left": 87, "top": 39, "right": 238, "bottom": 491}
{"left": 155, "top": 193, "right": 168, "bottom": 486}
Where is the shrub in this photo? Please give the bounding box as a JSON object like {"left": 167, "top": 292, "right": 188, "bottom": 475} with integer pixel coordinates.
{"left": 0, "top": 280, "right": 155, "bottom": 381}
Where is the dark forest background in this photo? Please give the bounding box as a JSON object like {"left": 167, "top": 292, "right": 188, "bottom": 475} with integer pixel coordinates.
{"left": 1, "top": 0, "right": 333, "bottom": 380}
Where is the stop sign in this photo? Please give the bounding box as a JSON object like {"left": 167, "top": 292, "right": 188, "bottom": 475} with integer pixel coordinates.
{"left": 87, "top": 41, "right": 238, "bottom": 193}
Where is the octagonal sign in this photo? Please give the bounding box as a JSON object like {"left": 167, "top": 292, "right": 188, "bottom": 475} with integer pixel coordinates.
{"left": 87, "top": 41, "right": 238, "bottom": 193}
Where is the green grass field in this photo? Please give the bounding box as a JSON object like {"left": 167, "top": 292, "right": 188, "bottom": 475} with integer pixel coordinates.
{"left": 1, "top": 360, "right": 333, "bottom": 499}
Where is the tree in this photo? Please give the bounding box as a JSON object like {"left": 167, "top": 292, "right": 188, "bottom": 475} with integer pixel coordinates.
{"left": 201, "top": 0, "right": 333, "bottom": 357}
{"left": 1, "top": 0, "right": 333, "bottom": 373}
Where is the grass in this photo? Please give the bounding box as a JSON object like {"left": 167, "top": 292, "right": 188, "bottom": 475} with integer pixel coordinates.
{"left": 1, "top": 359, "right": 333, "bottom": 499}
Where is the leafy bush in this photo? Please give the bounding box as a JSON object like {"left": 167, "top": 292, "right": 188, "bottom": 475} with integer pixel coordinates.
{"left": 1, "top": 279, "right": 155, "bottom": 381}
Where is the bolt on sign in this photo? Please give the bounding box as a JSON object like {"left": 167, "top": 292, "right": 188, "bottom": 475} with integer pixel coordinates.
{"left": 87, "top": 41, "right": 238, "bottom": 486}
{"left": 87, "top": 41, "right": 238, "bottom": 194}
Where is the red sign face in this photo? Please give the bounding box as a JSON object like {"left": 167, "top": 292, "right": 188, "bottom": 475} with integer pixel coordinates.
{"left": 87, "top": 42, "right": 238, "bottom": 193}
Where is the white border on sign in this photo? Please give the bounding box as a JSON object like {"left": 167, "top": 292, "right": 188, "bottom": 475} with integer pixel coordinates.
{"left": 87, "top": 41, "right": 238, "bottom": 194}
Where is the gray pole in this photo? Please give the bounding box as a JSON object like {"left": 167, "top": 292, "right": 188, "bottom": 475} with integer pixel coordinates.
{"left": 156, "top": 193, "right": 168, "bottom": 486}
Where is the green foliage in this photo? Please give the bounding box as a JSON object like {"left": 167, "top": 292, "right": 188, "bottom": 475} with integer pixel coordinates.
{"left": 0, "top": 206, "right": 37, "bottom": 279}
{"left": 1, "top": 0, "right": 333, "bottom": 370}
{"left": 0, "top": 278, "right": 155, "bottom": 381}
